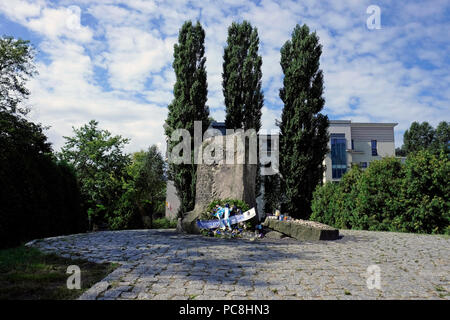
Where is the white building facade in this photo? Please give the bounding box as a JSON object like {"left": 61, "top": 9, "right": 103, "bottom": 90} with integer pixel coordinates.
{"left": 324, "top": 120, "right": 397, "bottom": 182}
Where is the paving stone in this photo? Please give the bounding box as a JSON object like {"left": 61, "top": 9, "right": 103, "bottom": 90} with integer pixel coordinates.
{"left": 78, "top": 281, "right": 110, "bottom": 300}
{"left": 137, "top": 292, "right": 152, "bottom": 300}
{"left": 120, "top": 292, "right": 137, "bottom": 299}
{"left": 103, "top": 289, "right": 123, "bottom": 299}
{"left": 23, "top": 229, "right": 449, "bottom": 301}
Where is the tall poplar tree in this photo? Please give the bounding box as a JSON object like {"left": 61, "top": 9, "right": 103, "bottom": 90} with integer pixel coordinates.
{"left": 223, "top": 21, "right": 263, "bottom": 131}
{"left": 278, "top": 24, "right": 329, "bottom": 219}
{"left": 223, "top": 21, "right": 264, "bottom": 200}
{"left": 165, "top": 21, "right": 209, "bottom": 217}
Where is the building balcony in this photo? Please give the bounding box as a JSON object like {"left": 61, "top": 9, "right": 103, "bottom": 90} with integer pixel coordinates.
{"left": 347, "top": 148, "right": 364, "bottom": 154}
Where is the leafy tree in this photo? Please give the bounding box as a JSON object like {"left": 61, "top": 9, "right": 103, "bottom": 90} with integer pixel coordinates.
{"left": 0, "top": 111, "right": 84, "bottom": 248}
{"left": 310, "top": 181, "right": 341, "bottom": 227}
{"left": 59, "top": 120, "right": 130, "bottom": 228}
{"left": 108, "top": 147, "right": 166, "bottom": 230}
{"left": 431, "top": 121, "right": 450, "bottom": 155}
{"left": 129, "top": 146, "right": 166, "bottom": 226}
{"left": 353, "top": 157, "right": 404, "bottom": 231}
{"left": 165, "top": 21, "right": 210, "bottom": 217}
{"left": 311, "top": 166, "right": 363, "bottom": 229}
{"left": 399, "top": 121, "right": 449, "bottom": 156}
{"left": 400, "top": 150, "right": 449, "bottom": 234}
{"left": 0, "top": 36, "right": 37, "bottom": 115}
{"left": 395, "top": 147, "right": 406, "bottom": 157}
{"left": 262, "top": 174, "right": 281, "bottom": 214}
{"left": 223, "top": 20, "right": 263, "bottom": 131}
{"left": 402, "top": 121, "right": 435, "bottom": 155}
{"left": 311, "top": 153, "right": 449, "bottom": 234}
{"left": 0, "top": 37, "right": 84, "bottom": 248}
{"left": 278, "top": 24, "right": 329, "bottom": 219}
{"left": 222, "top": 21, "right": 264, "bottom": 200}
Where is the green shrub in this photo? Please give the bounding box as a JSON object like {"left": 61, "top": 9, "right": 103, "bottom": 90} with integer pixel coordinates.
{"left": 311, "top": 153, "right": 450, "bottom": 234}
{"left": 310, "top": 182, "right": 341, "bottom": 226}
{"left": 152, "top": 218, "right": 177, "bottom": 229}
{"left": 311, "top": 166, "right": 363, "bottom": 229}
{"left": 0, "top": 112, "right": 86, "bottom": 248}
{"left": 400, "top": 150, "right": 449, "bottom": 234}
{"left": 353, "top": 157, "right": 404, "bottom": 231}
{"left": 200, "top": 199, "right": 250, "bottom": 221}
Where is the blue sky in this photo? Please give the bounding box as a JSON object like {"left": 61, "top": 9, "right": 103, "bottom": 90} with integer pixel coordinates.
{"left": 1, "top": 0, "right": 449, "bottom": 153}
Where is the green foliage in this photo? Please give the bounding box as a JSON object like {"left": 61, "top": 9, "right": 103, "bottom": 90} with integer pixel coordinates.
{"left": 402, "top": 121, "right": 435, "bottom": 155}
{"left": 310, "top": 182, "right": 341, "bottom": 227}
{"left": 432, "top": 121, "right": 450, "bottom": 155}
{"left": 310, "top": 166, "right": 364, "bottom": 230}
{"left": 278, "top": 24, "right": 329, "bottom": 219}
{"left": 311, "top": 152, "right": 450, "bottom": 234}
{"left": 200, "top": 199, "right": 250, "bottom": 220}
{"left": 132, "top": 146, "right": 166, "bottom": 217}
{"left": 59, "top": 120, "right": 167, "bottom": 231}
{"left": 353, "top": 157, "right": 404, "bottom": 231}
{"left": 0, "top": 111, "right": 85, "bottom": 248}
{"left": 59, "top": 120, "right": 131, "bottom": 229}
{"left": 152, "top": 218, "right": 177, "bottom": 229}
{"left": 400, "top": 150, "right": 449, "bottom": 234}
{"left": 109, "top": 146, "right": 166, "bottom": 230}
{"left": 395, "top": 147, "right": 407, "bottom": 157}
{"left": 263, "top": 174, "right": 281, "bottom": 214}
{"left": 0, "top": 36, "right": 37, "bottom": 115}
{"left": 223, "top": 20, "right": 263, "bottom": 132}
{"left": 0, "top": 37, "right": 84, "bottom": 248}
{"left": 223, "top": 21, "right": 264, "bottom": 200}
{"left": 400, "top": 121, "right": 449, "bottom": 156}
{"left": 165, "top": 21, "right": 210, "bottom": 217}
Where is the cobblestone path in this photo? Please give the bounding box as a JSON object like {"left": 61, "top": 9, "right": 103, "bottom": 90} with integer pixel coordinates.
{"left": 26, "top": 229, "right": 449, "bottom": 300}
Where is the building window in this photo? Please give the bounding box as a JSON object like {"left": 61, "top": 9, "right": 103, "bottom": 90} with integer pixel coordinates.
{"left": 360, "top": 162, "right": 367, "bottom": 168}
{"left": 351, "top": 139, "right": 354, "bottom": 150}
{"left": 371, "top": 140, "right": 378, "bottom": 156}
{"left": 331, "top": 135, "right": 347, "bottom": 179}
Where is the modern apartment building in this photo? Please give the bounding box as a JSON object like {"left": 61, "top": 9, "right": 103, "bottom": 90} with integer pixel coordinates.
{"left": 324, "top": 120, "right": 397, "bottom": 182}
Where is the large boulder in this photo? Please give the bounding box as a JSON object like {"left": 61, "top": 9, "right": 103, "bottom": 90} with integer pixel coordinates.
{"left": 177, "top": 131, "right": 258, "bottom": 234}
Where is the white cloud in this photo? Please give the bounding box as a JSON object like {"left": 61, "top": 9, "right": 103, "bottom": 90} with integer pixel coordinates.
{"left": 27, "top": 37, "right": 168, "bottom": 154}
{"left": 0, "top": 0, "right": 43, "bottom": 23}
{"left": 102, "top": 26, "right": 175, "bottom": 91}
{"left": 27, "top": 6, "right": 93, "bottom": 42}
{"left": 1, "top": 0, "right": 448, "bottom": 151}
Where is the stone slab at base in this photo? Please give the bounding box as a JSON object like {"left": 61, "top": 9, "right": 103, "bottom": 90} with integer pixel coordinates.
{"left": 262, "top": 218, "right": 339, "bottom": 241}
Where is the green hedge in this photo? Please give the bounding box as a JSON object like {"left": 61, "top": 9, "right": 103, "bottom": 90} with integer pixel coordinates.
{"left": 0, "top": 112, "right": 86, "bottom": 248}
{"left": 311, "top": 151, "right": 449, "bottom": 234}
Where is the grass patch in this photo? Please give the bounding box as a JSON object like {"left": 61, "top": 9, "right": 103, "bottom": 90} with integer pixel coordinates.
{"left": 151, "top": 218, "right": 177, "bottom": 229}
{"left": 0, "top": 246, "right": 117, "bottom": 300}
{"left": 435, "top": 285, "right": 446, "bottom": 292}
{"left": 344, "top": 290, "right": 352, "bottom": 296}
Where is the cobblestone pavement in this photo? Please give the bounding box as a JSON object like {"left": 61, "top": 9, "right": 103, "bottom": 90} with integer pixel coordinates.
{"left": 26, "top": 229, "right": 449, "bottom": 300}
